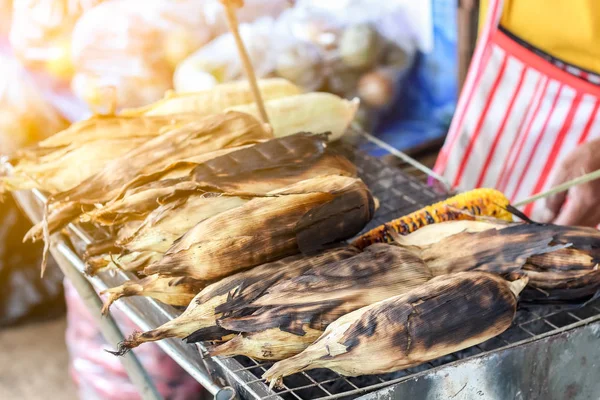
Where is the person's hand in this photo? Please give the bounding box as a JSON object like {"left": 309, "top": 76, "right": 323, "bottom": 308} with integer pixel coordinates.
{"left": 545, "top": 138, "right": 600, "bottom": 226}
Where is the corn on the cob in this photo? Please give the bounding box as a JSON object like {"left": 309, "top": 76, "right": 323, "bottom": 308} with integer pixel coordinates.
{"left": 143, "top": 175, "right": 374, "bottom": 281}
{"left": 87, "top": 133, "right": 355, "bottom": 227}
{"left": 352, "top": 188, "right": 513, "bottom": 250}
{"left": 199, "top": 244, "right": 432, "bottom": 360}
{"left": 101, "top": 275, "right": 204, "bottom": 315}
{"left": 37, "top": 113, "right": 203, "bottom": 149}
{"left": 111, "top": 246, "right": 359, "bottom": 355}
{"left": 120, "top": 78, "right": 302, "bottom": 117}
{"left": 227, "top": 93, "right": 359, "bottom": 141}
{"left": 2, "top": 138, "right": 147, "bottom": 194}
{"left": 25, "top": 111, "right": 270, "bottom": 243}
{"left": 86, "top": 250, "right": 161, "bottom": 276}
{"left": 263, "top": 272, "right": 527, "bottom": 384}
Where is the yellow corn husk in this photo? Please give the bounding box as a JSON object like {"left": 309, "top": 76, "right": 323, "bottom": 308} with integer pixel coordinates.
{"left": 2, "top": 138, "right": 147, "bottom": 193}
{"left": 25, "top": 111, "right": 270, "bottom": 243}
{"left": 143, "top": 175, "right": 374, "bottom": 281}
{"left": 86, "top": 251, "right": 161, "bottom": 276}
{"left": 195, "top": 245, "right": 431, "bottom": 360}
{"left": 120, "top": 78, "right": 302, "bottom": 117}
{"left": 352, "top": 188, "right": 513, "bottom": 250}
{"left": 207, "top": 328, "right": 324, "bottom": 361}
{"left": 111, "top": 246, "right": 359, "bottom": 355}
{"left": 263, "top": 272, "right": 527, "bottom": 385}
{"left": 37, "top": 113, "right": 203, "bottom": 149}
{"left": 392, "top": 220, "right": 506, "bottom": 247}
{"left": 227, "top": 92, "right": 359, "bottom": 141}
{"left": 100, "top": 275, "right": 204, "bottom": 315}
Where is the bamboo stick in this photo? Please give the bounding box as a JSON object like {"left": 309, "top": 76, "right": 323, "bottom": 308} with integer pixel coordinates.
{"left": 220, "top": 0, "right": 270, "bottom": 124}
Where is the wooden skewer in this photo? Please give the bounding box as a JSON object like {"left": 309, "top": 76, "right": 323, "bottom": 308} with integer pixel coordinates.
{"left": 220, "top": 0, "right": 270, "bottom": 125}
{"left": 513, "top": 168, "right": 600, "bottom": 207}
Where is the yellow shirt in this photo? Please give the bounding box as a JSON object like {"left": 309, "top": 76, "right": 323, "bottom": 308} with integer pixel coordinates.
{"left": 479, "top": 0, "right": 600, "bottom": 74}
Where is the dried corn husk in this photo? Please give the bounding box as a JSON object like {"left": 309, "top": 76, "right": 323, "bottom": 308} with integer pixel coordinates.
{"left": 101, "top": 275, "right": 204, "bottom": 314}
{"left": 263, "top": 272, "right": 527, "bottom": 384}
{"left": 25, "top": 111, "right": 270, "bottom": 243}
{"left": 120, "top": 78, "right": 301, "bottom": 117}
{"left": 3, "top": 138, "right": 147, "bottom": 193}
{"left": 87, "top": 133, "right": 355, "bottom": 227}
{"left": 143, "top": 175, "right": 374, "bottom": 281}
{"left": 37, "top": 113, "right": 203, "bottom": 149}
{"left": 200, "top": 245, "right": 432, "bottom": 360}
{"left": 227, "top": 93, "right": 359, "bottom": 141}
{"left": 86, "top": 251, "right": 161, "bottom": 276}
{"left": 112, "top": 246, "right": 359, "bottom": 355}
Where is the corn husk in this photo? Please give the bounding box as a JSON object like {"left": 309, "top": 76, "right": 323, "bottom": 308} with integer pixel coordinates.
{"left": 227, "top": 93, "right": 359, "bottom": 141}
{"left": 101, "top": 275, "right": 204, "bottom": 314}
{"left": 25, "top": 111, "right": 270, "bottom": 243}
{"left": 200, "top": 245, "right": 432, "bottom": 360}
{"left": 86, "top": 251, "right": 161, "bottom": 276}
{"left": 263, "top": 272, "right": 527, "bottom": 384}
{"left": 121, "top": 78, "right": 301, "bottom": 117}
{"left": 143, "top": 175, "right": 375, "bottom": 281}
{"left": 3, "top": 138, "right": 147, "bottom": 193}
{"left": 37, "top": 113, "right": 204, "bottom": 149}
{"left": 111, "top": 246, "right": 360, "bottom": 355}
{"left": 86, "top": 133, "right": 355, "bottom": 227}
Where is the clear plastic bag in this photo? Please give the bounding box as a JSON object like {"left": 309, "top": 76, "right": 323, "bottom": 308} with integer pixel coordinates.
{"left": 9, "top": 0, "right": 106, "bottom": 80}
{"left": 173, "top": 1, "right": 420, "bottom": 128}
{"left": 70, "top": 0, "right": 292, "bottom": 111}
{"left": 64, "top": 279, "right": 205, "bottom": 400}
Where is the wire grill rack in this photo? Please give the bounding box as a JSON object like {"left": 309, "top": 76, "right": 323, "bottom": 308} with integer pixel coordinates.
{"left": 203, "top": 131, "right": 600, "bottom": 400}
{"left": 5, "top": 128, "right": 600, "bottom": 400}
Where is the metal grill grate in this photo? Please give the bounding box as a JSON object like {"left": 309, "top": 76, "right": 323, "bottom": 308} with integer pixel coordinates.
{"left": 206, "top": 132, "right": 600, "bottom": 400}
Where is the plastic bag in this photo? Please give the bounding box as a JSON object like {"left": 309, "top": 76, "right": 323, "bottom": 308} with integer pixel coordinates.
{"left": 173, "top": 1, "right": 419, "bottom": 129}
{"left": 9, "top": 0, "right": 106, "bottom": 80}
{"left": 0, "top": 195, "right": 65, "bottom": 326}
{"left": 70, "top": 0, "right": 292, "bottom": 111}
{"left": 64, "top": 279, "right": 204, "bottom": 400}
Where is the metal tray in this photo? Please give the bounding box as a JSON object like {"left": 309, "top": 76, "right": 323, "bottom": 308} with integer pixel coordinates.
{"left": 6, "top": 129, "right": 600, "bottom": 400}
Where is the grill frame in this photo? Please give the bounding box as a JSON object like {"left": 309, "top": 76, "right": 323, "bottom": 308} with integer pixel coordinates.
{"left": 4, "top": 128, "right": 599, "bottom": 400}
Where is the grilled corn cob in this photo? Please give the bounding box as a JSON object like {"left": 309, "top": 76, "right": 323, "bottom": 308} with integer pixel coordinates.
{"left": 25, "top": 111, "right": 270, "bottom": 243}
{"left": 101, "top": 275, "right": 204, "bottom": 314}
{"left": 111, "top": 246, "right": 360, "bottom": 355}
{"left": 121, "top": 78, "right": 301, "bottom": 117}
{"left": 202, "top": 244, "right": 432, "bottom": 360}
{"left": 352, "top": 188, "right": 513, "bottom": 250}
{"left": 87, "top": 133, "right": 355, "bottom": 227}
{"left": 263, "top": 272, "right": 527, "bottom": 384}
{"left": 143, "top": 175, "right": 375, "bottom": 281}
{"left": 86, "top": 251, "right": 162, "bottom": 276}
{"left": 227, "top": 93, "right": 359, "bottom": 141}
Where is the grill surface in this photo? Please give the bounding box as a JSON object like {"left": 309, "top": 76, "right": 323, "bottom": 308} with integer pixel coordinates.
{"left": 208, "top": 133, "right": 600, "bottom": 400}
{"left": 5, "top": 130, "right": 599, "bottom": 399}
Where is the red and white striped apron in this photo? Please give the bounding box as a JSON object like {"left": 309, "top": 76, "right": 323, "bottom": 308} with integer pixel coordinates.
{"left": 433, "top": 0, "right": 600, "bottom": 221}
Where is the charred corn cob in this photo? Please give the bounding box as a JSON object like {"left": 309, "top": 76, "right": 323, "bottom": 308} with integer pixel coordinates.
{"left": 201, "top": 244, "right": 432, "bottom": 360}
{"left": 143, "top": 175, "right": 375, "bottom": 281}
{"left": 227, "top": 93, "right": 359, "bottom": 141}
{"left": 25, "top": 111, "right": 270, "bottom": 243}
{"left": 101, "top": 275, "right": 204, "bottom": 315}
{"left": 263, "top": 272, "right": 527, "bottom": 384}
{"left": 111, "top": 246, "right": 359, "bottom": 355}
{"left": 352, "top": 188, "right": 513, "bottom": 250}
{"left": 87, "top": 133, "right": 355, "bottom": 227}
{"left": 121, "top": 78, "right": 301, "bottom": 117}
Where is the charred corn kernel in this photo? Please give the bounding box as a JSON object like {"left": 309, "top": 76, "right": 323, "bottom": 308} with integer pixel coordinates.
{"left": 100, "top": 275, "right": 204, "bottom": 315}
{"left": 352, "top": 188, "right": 512, "bottom": 250}
{"left": 120, "top": 78, "right": 301, "bottom": 117}
{"left": 227, "top": 93, "right": 359, "bottom": 141}
{"left": 263, "top": 272, "right": 527, "bottom": 385}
